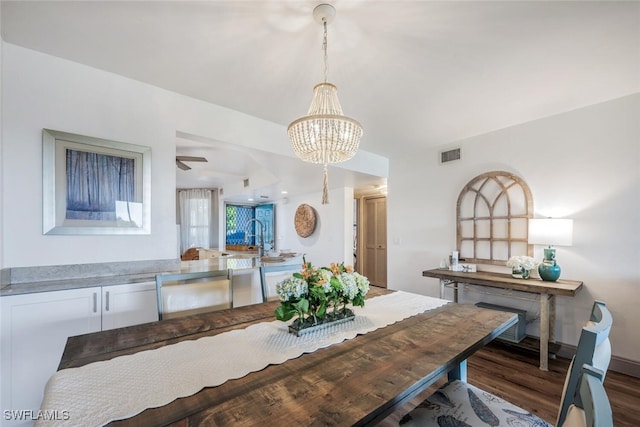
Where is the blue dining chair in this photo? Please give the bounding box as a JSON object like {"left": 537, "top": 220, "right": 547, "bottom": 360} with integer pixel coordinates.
{"left": 259, "top": 262, "right": 302, "bottom": 303}
{"left": 556, "top": 301, "right": 612, "bottom": 426}
{"left": 399, "top": 301, "right": 613, "bottom": 427}
{"left": 562, "top": 364, "right": 612, "bottom": 427}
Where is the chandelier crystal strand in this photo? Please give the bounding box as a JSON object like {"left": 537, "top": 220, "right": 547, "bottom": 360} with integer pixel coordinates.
{"left": 287, "top": 3, "right": 363, "bottom": 204}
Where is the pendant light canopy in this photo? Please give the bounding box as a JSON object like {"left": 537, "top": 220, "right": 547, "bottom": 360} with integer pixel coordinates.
{"left": 288, "top": 3, "right": 363, "bottom": 204}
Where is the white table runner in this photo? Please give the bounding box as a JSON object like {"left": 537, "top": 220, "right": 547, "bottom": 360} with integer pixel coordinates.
{"left": 37, "top": 291, "right": 448, "bottom": 426}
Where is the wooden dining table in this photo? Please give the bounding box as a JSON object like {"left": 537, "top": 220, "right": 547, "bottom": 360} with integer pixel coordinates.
{"left": 58, "top": 286, "right": 517, "bottom": 426}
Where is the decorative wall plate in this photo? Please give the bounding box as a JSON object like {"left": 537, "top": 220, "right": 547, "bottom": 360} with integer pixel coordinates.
{"left": 294, "top": 204, "right": 316, "bottom": 237}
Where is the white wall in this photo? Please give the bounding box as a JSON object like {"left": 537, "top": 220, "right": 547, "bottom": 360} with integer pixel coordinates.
{"left": 388, "top": 93, "right": 640, "bottom": 364}
{"left": 1, "top": 43, "right": 362, "bottom": 270}
{"left": 276, "top": 187, "right": 354, "bottom": 268}
{"left": 2, "top": 44, "right": 176, "bottom": 267}
{"left": 0, "top": 4, "right": 4, "bottom": 271}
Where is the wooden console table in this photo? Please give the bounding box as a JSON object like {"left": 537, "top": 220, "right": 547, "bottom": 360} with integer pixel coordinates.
{"left": 422, "top": 268, "right": 583, "bottom": 371}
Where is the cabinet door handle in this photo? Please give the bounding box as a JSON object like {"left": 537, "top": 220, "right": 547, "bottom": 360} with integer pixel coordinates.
{"left": 93, "top": 292, "right": 98, "bottom": 313}
{"left": 105, "top": 291, "right": 110, "bottom": 312}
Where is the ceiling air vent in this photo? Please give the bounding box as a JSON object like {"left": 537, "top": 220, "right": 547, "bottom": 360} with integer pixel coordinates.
{"left": 243, "top": 178, "right": 250, "bottom": 188}
{"left": 440, "top": 147, "right": 461, "bottom": 164}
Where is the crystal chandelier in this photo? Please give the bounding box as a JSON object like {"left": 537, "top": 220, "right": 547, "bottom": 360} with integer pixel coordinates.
{"left": 288, "top": 3, "right": 363, "bottom": 204}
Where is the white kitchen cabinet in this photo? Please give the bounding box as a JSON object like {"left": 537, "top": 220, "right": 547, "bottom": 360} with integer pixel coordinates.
{"left": 1, "top": 287, "right": 102, "bottom": 426}
{"left": 101, "top": 281, "right": 158, "bottom": 330}
{"left": 1, "top": 281, "right": 159, "bottom": 426}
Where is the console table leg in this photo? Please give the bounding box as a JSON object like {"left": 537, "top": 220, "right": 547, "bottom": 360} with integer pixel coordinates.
{"left": 540, "top": 293, "right": 550, "bottom": 371}
{"left": 439, "top": 279, "right": 458, "bottom": 302}
{"left": 549, "top": 295, "right": 557, "bottom": 359}
{"left": 453, "top": 282, "right": 458, "bottom": 303}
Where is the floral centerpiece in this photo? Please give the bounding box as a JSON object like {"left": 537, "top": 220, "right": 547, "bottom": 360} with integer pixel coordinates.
{"left": 274, "top": 258, "right": 370, "bottom": 335}
{"left": 506, "top": 255, "right": 538, "bottom": 279}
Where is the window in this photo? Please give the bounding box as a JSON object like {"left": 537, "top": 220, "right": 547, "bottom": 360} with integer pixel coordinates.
{"left": 226, "top": 204, "right": 255, "bottom": 245}
{"left": 225, "top": 203, "right": 275, "bottom": 249}
{"left": 178, "top": 189, "right": 217, "bottom": 253}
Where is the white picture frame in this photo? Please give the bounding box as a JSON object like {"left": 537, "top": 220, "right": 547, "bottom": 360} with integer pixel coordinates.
{"left": 42, "top": 129, "right": 151, "bottom": 235}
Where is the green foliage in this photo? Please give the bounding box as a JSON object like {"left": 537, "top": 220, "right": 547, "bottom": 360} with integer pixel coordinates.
{"left": 275, "top": 303, "right": 297, "bottom": 322}
{"left": 294, "top": 298, "right": 309, "bottom": 318}
{"left": 274, "top": 258, "right": 370, "bottom": 330}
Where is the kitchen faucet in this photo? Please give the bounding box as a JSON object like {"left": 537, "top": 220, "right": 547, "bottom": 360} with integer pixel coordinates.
{"left": 244, "top": 218, "right": 265, "bottom": 258}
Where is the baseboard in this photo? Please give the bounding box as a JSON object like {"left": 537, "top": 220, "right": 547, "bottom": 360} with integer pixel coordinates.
{"left": 558, "top": 343, "right": 640, "bottom": 379}
{"left": 494, "top": 337, "right": 640, "bottom": 379}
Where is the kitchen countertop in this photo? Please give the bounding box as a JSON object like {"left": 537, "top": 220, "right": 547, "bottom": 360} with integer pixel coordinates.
{"left": 179, "top": 254, "right": 302, "bottom": 273}
{"left": 0, "top": 254, "right": 303, "bottom": 297}
{"left": 0, "top": 272, "right": 166, "bottom": 296}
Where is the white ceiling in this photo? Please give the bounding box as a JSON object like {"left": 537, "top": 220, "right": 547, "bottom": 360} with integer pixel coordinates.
{"left": 174, "top": 132, "right": 386, "bottom": 201}
{"left": 2, "top": 1, "right": 639, "bottom": 200}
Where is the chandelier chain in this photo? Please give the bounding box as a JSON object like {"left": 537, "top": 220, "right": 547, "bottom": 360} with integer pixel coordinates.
{"left": 322, "top": 19, "right": 328, "bottom": 83}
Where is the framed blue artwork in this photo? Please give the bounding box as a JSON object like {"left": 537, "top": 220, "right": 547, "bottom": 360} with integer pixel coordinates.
{"left": 42, "top": 129, "right": 151, "bottom": 235}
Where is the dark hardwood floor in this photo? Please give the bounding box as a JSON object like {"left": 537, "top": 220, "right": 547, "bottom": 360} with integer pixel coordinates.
{"left": 379, "top": 340, "right": 640, "bottom": 426}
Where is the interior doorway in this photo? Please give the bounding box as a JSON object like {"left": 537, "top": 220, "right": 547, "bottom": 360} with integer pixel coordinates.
{"left": 357, "top": 195, "right": 387, "bottom": 288}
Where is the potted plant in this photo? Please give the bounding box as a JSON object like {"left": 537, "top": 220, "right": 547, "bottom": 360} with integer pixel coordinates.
{"left": 506, "top": 255, "right": 538, "bottom": 279}
{"left": 274, "top": 258, "right": 370, "bottom": 335}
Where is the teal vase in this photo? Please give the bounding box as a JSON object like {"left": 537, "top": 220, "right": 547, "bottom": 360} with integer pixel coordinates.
{"left": 538, "top": 248, "right": 561, "bottom": 282}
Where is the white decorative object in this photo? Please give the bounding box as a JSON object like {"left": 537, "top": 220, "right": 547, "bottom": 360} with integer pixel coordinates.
{"left": 287, "top": 4, "right": 363, "bottom": 204}
{"left": 459, "top": 263, "right": 477, "bottom": 273}
{"left": 506, "top": 255, "right": 538, "bottom": 279}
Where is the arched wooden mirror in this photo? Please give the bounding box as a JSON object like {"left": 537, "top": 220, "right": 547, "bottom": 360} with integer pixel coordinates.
{"left": 457, "top": 171, "right": 533, "bottom": 265}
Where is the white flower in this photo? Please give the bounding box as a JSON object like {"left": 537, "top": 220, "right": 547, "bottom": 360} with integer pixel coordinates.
{"left": 275, "top": 276, "right": 308, "bottom": 302}
{"left": 338, "top": 272, "right": 358, "bottom": 300}
{"left": 353, "top": 272, "right": 370, "bottom": 296}
{"left": 506, "top": 255, "right": 538, "bottom": 270}
{"left": 274, "top": 259, "right": 371, "bottom": 323}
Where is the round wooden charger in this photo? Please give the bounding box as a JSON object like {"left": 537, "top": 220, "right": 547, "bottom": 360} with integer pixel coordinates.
{"left": 294, "top": 204, "right": 316, "bottom": 238}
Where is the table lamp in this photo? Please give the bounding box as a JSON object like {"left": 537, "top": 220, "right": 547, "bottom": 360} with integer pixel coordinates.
{"left": 528, "top": 218, "right": 573, "bottom": 281}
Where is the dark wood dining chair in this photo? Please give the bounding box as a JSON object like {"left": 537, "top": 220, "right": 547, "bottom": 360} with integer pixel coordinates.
{"left": 399, "top": 301, "right": 613, "bottom": 427}
{"left": 258, "top": 263, "right": 302, "bottom": 303}
{"left": 155, "top": 270, "right": 233, "bottom": 320}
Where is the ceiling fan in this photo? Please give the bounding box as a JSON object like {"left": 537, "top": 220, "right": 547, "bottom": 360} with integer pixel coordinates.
{"left": 176, "top": 156, "right": 207, "bottom": 171}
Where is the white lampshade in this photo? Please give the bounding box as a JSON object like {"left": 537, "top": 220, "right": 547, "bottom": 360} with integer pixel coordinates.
{"left": 528, "top": 218, "right": 573, "bottom": 246}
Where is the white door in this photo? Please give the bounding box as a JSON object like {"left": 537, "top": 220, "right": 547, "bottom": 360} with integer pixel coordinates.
{"left": 101, "top": 282, "right": 158, "bottom": 331}
{"left": 1, "top": 288, "right": 102, "bottom": 426}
